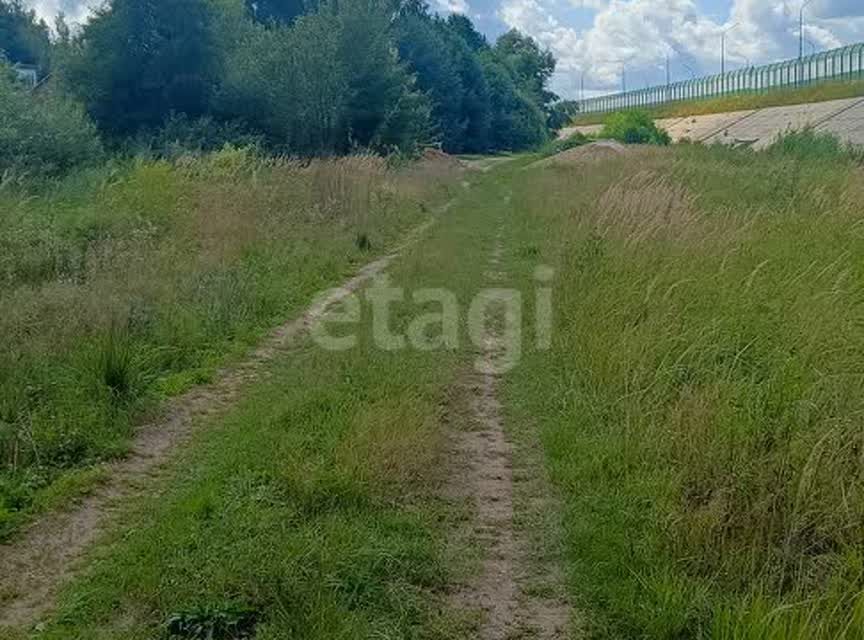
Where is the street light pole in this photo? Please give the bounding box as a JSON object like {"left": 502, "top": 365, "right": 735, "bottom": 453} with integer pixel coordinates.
{"left": 721, "top": 23, "right": 739, "bottom": 91}
{"left": 666, "top": 54, "right": 671, "bottom": 101}
{"left": 799, "top": 0, "right": 814, "bottom": 61}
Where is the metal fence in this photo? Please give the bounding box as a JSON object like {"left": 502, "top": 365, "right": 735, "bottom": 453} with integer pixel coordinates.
{"left": 580, "top": 42, "right": 864, "bottom": 114}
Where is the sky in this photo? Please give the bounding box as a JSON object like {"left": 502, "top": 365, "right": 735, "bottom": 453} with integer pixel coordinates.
{"left": 23, "top": 0, "right": 864, "bottom": 99}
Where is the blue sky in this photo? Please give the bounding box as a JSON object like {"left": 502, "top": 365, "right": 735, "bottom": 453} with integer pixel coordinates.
{"left": 25, "top": 0, "right": 864, "bottom": 98}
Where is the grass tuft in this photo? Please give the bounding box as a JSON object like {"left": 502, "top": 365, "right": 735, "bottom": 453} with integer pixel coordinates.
{"left": 166, "top": 602, "right": 259, "bottom": 639}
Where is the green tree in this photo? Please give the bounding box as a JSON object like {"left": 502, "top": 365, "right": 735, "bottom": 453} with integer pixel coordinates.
{"left": 0, "top": 63, "right": 102, "bottom": 173}
{"left": 0, "top": 0, "right": 50, "bottom": 72}
{"left": 337, "top": 0, "right": 430, "bottom": 151}
{"left": 64, "top": 0, "right": 222, "bottom": 137}
{"left": 396, "top": 12, "right": 465, "bottom": 151}
{"left": 494, "top": 29, "right": 556, "bottom": 104}
{"left": 244, "top": 0, "right": 317, "bottom": 24}
{"left": 445, "top": 26, "right": 491, "bottom": 152}
{"left": 481, "top": 53, "right": 548, "bottom": 151}
{"left": 446, "top": 14, "right": 487, "bottom": 52}
{"left": 218, "top": 10, "right": 346, "bottom": 152}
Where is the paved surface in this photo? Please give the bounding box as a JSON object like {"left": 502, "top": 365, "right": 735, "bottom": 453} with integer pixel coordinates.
{"left": 662, "top": 111, "right": 755, "bottom": 143}
{"left": 564, "top": 96, "right": 864, "bottom": 149}
{"left": 816, "top": 98, "right": 864, "bottom": 145}
{"left": 704, "top": 98, "right": 861, "bottom": 149}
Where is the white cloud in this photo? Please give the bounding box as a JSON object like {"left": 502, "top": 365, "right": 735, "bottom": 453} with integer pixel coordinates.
{"left": 568, "top": 0, "right": 611, "bottom": 10}
{"left": 499, "top": 0, "right": 864, "bottom": 98}
{"left": 435, "top": 0, "right": 470, "bottom": 13}
{"left": 25, "top": 0, "right": 95, "bottom": 24}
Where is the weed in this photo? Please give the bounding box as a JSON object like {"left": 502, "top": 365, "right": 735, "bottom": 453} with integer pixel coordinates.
{"left": 767, "top": 127, "right": 864, "bottom": 164}
{"left": 355, "top": 232, "right": 373, "bottom": 251}
{"left": 538, "top": 131, "right": 590, "bottom": 157}
{"left": 166, "top": 603, "right": 258, "bottom": 639}
{"left": 97, "top": 326, "right": 141, "bottom": 401}
{"left": 26, "top": 161, "right": 502, "bottom": 639}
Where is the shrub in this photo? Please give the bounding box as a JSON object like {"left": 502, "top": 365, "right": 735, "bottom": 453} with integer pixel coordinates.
{"left": 539, "top": 130, "right": 589, "bottom": 157}
{"left": 0, "top": 64, "right": 103, "bottom": 174}
{"left": 600, "top": 110, "right": 671, "bottom": 145}
{"left": 128, "top": 114, "right": 264, "bottom": 159}
{"left": 766, "top": 127, "right": 864, "bottom": 163}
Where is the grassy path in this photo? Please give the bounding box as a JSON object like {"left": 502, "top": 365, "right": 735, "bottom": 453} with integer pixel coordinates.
{"left": 8, "top": 141, "right": 861, "bottom": 639}
{"left": 444, "top": 190, "right": 570, "bottom": 638}
{"left": 0, "top": 160, "right": 574, "bottom": 639}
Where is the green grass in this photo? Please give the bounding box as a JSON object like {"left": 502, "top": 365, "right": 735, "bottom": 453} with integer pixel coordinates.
{"left": 5, "top": 161, "right": 529, "bottom": 639}
{"left": 7, "top": 137, "right": 864, "bottom": 639}
{"left": 570, "top": 76, "right": 864, "bottom": 126}
{"left": 503, "top": 141, "right": 864, "bottom": 638}
{"left": 0, "top": 149, "right": 462, "bottom": 539}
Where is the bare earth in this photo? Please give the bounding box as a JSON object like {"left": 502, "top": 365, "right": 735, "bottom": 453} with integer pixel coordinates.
{"left": 447, "top": 209, "right": 570, "bottom": 639}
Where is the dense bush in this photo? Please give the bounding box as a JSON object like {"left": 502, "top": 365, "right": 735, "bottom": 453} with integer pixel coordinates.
{"left": 0, "top": 65, "right": 103, "bottom": 174}
{"left": 128, "top": 115, "right": 264, "bottom": 159}
{"left": 600, "top": 110, "right": 671, "bottom": 145}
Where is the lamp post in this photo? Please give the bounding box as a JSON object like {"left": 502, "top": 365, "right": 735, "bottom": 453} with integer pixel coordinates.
{"left": 798, "top": 0, "right": 815, "bottom": 84}
{"left": 799, "top": 0, "right": 815, "bottom": 60}
{"left": 665, "top": 54, "right": 671, "bottom": 102}
{"left": 721, "top": 23, "right": 739, "bottom": 93}
{"left": 721, "top": 23, "right": 739, "bottom": 76}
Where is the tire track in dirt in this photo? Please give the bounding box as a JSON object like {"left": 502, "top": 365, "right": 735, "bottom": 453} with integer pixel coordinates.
{"left": 447, "top": 205, "right": 570, "bottom": 639}
{"left": 0, "top": 211, "right": 448, "bottom": 632}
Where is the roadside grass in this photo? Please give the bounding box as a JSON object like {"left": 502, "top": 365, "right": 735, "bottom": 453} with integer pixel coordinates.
{"left": 504, "top": 141, "right": 864, "bottom": 637}
{"left": 4, "top": 164, "right": 522, "bottom": 639}
{"left": 0, "top": 148, "right": 463, "bottom": 539}
{"left": 570, "top": 76, "right": 864, "bottom": 126}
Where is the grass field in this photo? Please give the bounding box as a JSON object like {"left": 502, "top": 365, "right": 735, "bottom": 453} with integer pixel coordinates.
{"left": 0, "top": 149, "right": 462, "bottom": 539}
{"left": 505, "top": 141, "right": 864, "bottom": 637}
{"left": 570, "top": 76, "right": 864, "bottom": 126}
{"left": 0, "top": 160, "right": 528, "bottom": 640}
{"left": 4, "top": 136, "right": 864, "bottom": 639}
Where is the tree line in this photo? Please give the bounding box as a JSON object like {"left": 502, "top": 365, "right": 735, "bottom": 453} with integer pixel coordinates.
{"left": 1, "top": 0, "right": 563, "bottom": 169}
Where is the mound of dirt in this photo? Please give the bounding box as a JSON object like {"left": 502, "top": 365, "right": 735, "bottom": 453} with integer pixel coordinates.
{"left": 530, "top": 140, "right": 628, "bottom": 169}
{"left": 419, "top": 147, "right": 464, "bottom": 169}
